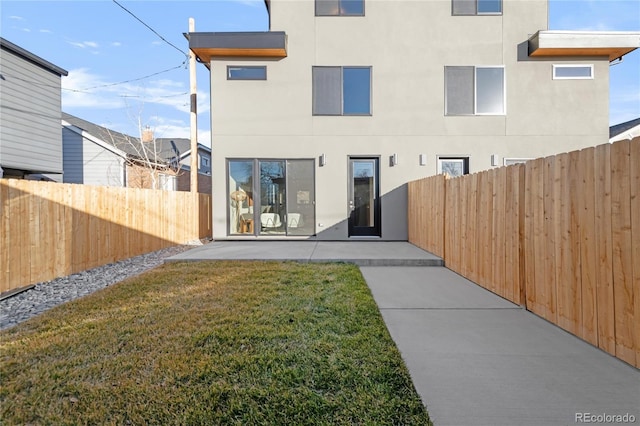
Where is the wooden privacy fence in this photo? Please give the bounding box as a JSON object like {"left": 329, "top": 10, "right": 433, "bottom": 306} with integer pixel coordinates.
{"left": 408, "top": 139, "right": 639, "bottom": 368}
{"left": 1, "top": 180, "right": 212, "bottom": 294}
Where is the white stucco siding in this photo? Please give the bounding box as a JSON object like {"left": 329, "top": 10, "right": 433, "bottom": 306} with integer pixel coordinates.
{"left": 208, "top": 0, "right": 615, "bottom": 240}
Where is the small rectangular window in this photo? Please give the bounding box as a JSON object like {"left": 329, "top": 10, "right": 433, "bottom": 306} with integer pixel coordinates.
{"left": 503, "top": 158, "right": 532, "bottom": 166}
{"left": 316, "top": 0, "right": 364, "bottom": 16}
{"left": 437, "top": 157, "right": 470, "bottom": 177}
{"left": 227, "top": 66, "right": 267, "bottom": 80}
{"left": 452, "top": 0, "right": 501, "bottom": 15}
{"left": 552, "top": 64, "right": 593, "bottom": 80}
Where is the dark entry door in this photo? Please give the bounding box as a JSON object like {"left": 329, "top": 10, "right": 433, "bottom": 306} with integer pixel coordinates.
{"left": 348, "top": 157, "right": 380, "bottom": 237}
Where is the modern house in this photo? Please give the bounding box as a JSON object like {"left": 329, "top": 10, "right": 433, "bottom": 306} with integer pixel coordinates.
{"left": 186, "top": 0, "right": 639, "bottom": 240}
{"left": 62, "top": 112, "right": 211, "bottom": 193}
{"left": 0, "top": 38, "right": 68, "bottom": 181}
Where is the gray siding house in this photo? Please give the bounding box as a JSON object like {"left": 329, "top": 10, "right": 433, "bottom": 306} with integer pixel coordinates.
{"left": 62, "top": 113, "right": 211, "bottom": 193}
{"left": 187, "top": 0, "right": 639, "bottom": 240}
{"left": 62, "top": 113, "right": 128, "bottom": 186}
{"left": 0, "top": 38, "right": 68, "bottom": 180}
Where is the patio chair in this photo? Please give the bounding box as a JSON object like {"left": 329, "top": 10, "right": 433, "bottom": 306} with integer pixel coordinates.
{"left": 260, "top": 213, "right": 281, "bottom": 230}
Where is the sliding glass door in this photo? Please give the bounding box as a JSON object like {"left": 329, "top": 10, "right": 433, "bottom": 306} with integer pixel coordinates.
{"left": 227, "top": 159, "right": 315, "bottom": 236}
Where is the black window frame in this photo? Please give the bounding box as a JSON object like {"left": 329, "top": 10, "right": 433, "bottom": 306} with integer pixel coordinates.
{"left": 227, "top": 65, "right": 267, "bottom": 81}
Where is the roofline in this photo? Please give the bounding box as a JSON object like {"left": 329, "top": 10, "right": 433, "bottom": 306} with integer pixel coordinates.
{"left": 62, "top": 120, "right": 129, "bottom": 159}
{"left": 0, "top": 37, "right": 68, "bottom": 76}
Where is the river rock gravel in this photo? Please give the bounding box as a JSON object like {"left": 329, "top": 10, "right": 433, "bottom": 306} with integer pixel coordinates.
{"left": 0, "top": 244, "right": 199, "bottom": 331}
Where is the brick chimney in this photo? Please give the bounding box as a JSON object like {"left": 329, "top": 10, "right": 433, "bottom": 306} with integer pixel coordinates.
{"left": 142, "top": 125, "right": 154, "bottom": 143}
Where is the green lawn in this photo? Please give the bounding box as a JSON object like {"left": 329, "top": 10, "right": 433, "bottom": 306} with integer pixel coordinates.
{"left": 1, "top": 261, "right": 431, "bottom": 425}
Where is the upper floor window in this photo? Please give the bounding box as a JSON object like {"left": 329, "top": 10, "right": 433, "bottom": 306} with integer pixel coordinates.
{"left": 313, "top": 66, "right": 372, "bottom": 115}
{"left": 552, "top": 64, "right": 593, "bottom": 80}
{"left": 445, "top": 66, "right": 505, "bottom": 116}
{"left": 316, "top": 0, "right": 364, "bottom": 16}
{"left": 452, "top": 0, "right": 502, "bottom": 15}
{"left": 227, "top": 66, "right": 267, "bottom": 80}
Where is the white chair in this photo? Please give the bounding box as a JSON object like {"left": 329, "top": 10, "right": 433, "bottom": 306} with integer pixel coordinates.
{"left": 260, "top": 213, "right": 281, "bottom": 230}
{"left": 287, "top": 213, "right": 303, "bottom": 228}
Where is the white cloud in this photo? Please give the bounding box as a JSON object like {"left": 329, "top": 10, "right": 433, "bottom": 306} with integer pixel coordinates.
{"left": 39, "top": 29, "right": 52, "bottom": 33}
{"left": 67, "top": 40, "right": 100, "bottom": 49}
{"left": 21, "top": 28, "right": 31, "bottom": 32}
{"left": 62, "top": 68, "right": 209, "bottom": 136}
{"left": 111, "top": 42, "right": 122, "bottom": 47}
{"left": 9, "top": 15, "right": 24, "bottom": 20}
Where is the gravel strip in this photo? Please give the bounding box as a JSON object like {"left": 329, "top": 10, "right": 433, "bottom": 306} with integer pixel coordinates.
{"left": 0, "top": 244, "right": 200, "bottom": 331}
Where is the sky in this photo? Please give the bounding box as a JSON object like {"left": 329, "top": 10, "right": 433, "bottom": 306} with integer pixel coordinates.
{"left": 1, "top": 0, "right": 639, "bottom": 147}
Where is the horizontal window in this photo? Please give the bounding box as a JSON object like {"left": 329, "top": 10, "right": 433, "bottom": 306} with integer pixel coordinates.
{"left": 227, "top": 66, "right": 267, "bottom": 80}
{"left": 438, "top": 157, "right": 469, "bottom": 177}
{"left": 552, "top": 64, "right": 593, "bottom": 80}
{"left": 503, "top": 158, "right": 532, "bottom": 166}
{"left": 316, "top": 0, "right": 364, "bottom": 16}
{"left": 452, "top": 0, "right": 502, "bottom": 15}
{"left": 313, "top": 66, "right": 372, "bottom": 116}
{"left": 445, "top": 66, "right": 505, "bottom": 116}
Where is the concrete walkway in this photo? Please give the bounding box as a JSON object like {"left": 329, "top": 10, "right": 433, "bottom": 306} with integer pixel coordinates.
{"left": 167, "top": 242, "right": 639, "bottom": 425}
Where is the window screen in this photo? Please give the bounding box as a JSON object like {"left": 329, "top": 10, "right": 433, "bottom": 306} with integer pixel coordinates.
{"left": 313, "top": 67, "right": 342, "bottom": 115}
{"left": 445, "top": 66, "right": 474, "bottom": 115}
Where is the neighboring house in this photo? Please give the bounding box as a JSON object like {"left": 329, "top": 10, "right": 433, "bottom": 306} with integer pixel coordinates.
{"left": 609, "top": 117, "right": 640, "bottom": 143}
{"left": 186, "top": 0, "right": 639, "bottom": 240}
{"left": 155, "top": 138, "right": 212, "bottom": 194}
{"left": 0, "top": 38, "right": 68, "bottom": 181}
{"left": 62, "top": 113, "right": 210, "bottom": 193}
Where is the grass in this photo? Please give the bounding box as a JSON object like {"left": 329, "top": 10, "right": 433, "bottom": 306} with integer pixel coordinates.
{"left": 1, "top": 261, "right": 431, "bottom": 425}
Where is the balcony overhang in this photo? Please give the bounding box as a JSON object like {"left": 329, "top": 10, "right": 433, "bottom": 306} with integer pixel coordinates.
{"left": 185, "top": 31, "right": 287, "bottom": 66}
{"left": 528, "top": 30, "right": 640, "bottom": 62}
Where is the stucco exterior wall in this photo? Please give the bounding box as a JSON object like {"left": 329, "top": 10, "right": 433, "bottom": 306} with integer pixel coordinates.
{"left": 208, "top": 0, "right": 611, "bottom": 240}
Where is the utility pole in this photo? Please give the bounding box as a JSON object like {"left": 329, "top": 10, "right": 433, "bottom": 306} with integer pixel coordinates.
{"left": 189, "top": 18, "right": 198, "bottom": 194}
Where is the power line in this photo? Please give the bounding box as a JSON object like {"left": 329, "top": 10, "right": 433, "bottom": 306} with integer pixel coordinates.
{"left": 81, "top": 63, "right": 186, "bottom": 90}
{"left": 1, "top": 62, "right": 186, "bottom": 93}
{"left": 112, "top": 0, "right": 188, "bottom": 59}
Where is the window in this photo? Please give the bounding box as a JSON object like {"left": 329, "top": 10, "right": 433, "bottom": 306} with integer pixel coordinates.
{"left": 437, "top": 157, "right": 469, "bottom": 177}
{"left": 313, "top": 66, "right": 371, "bottom": 115}
{"left": 227, "top": 159, "right": 315, "bottom": 236}
{"left": 227, "top": 66, "right": 267, "bottom": 80}
{"left": 503, "top": 158, "right": 532, "bottom": 166}
{"left": 445, "top": 66, "right": 505, "bottom": 115}
{"left": 452, "top": 0, "right": 502, "bottom": 15}
{"left": 316, "top": 0, "right": 364, "bottom": 16}
{"left": 552, "top": 64, "right": 593, "bottom": 80}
